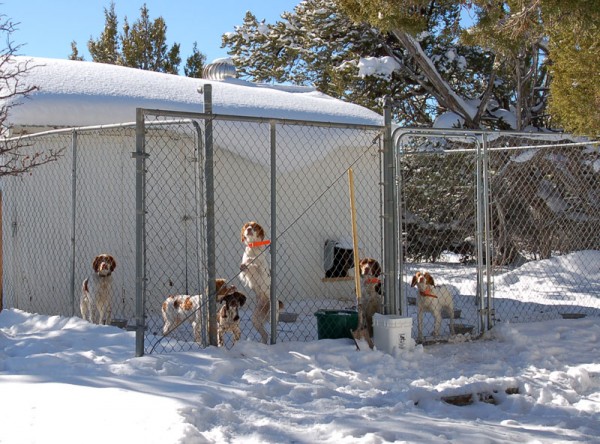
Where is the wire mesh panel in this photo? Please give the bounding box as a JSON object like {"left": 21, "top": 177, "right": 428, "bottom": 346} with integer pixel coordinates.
{"left": 395, "top": 129, "right": 600, "bottom": 343}
{"left": 273, "top": 123, "right": 384, "bottom": 343}
{"left": 395, "top": 131, "right": 481, "bottom": 343}
{"left": 140, "top": 118, "right": 207, "bottom": 354}
{"left": 2, "top": 126, "right": 138, "bottom": 322}
{"left": 485, "top": 134, "right": 600, "bottom": 323}
{"left": 2, "top": 134, "right": 73, "bottom": 315}
{"left": 74, "top": 128, "right": 137, "bottom": 324}
{"left": 136, "top": 110, "right": 385, "bottom": 352}
{"left": 208, "top": 119, "right": 384, "bottom": 346}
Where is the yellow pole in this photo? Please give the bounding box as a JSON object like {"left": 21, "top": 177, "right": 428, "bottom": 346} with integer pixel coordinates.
{"left": 348, "top": 168, "right": 362, "bottom": 306}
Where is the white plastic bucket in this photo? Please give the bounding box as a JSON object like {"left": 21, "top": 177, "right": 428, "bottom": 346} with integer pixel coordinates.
{"left": 373, "top": 314, "right": 413, "bottom": 354}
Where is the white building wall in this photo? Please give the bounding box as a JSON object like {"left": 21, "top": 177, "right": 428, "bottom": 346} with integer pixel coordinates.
{"left": 2, "top": 123, "right": 383, "bottom": 325}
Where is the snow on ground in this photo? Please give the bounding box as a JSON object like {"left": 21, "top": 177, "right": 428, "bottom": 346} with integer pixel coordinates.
{"left": 2, "top": 253, "right": 600, "bottom": 443}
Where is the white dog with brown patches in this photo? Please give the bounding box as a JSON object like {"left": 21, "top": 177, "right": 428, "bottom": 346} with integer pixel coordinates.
{"left": 81, "top": 254, "right": 117, "bottom": 325}
{"left": 216, "top": 290, "right": 247, "bottom": 347}
{"left": 162, "top": 278, "right": 234, "bottom": 342}
{"left": 410, "top": 271, "right": 455, "bottom": 341}
{"left": 239, "top": 221, "right": 282, "bottom": 344}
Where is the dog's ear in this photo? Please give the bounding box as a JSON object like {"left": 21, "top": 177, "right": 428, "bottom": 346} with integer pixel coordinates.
{"left": 215, "top": 278, "right": 227, "bottom": 295}
{"left": 424, "top": 272, "right": 435, "bottom": 286}
{"left": 108, "top": 255, "right": 117, "bottom": 272}
{"left": 236, "top": 292, "right": 247, "bottom": 307}
{"left": 92, "top": 255, "right": 101, "bottom": 272}
{"left": 241, "top": 222, "right": 250, "bottom": 243}
{"left": 216, "top": 293, "right": 227, "bottom": 304}
{"left": 373, "top": 260, "right": 382, "bottom": 276}
{"left": 255, "top": 222, "right": 265, "bottom": 240}
{"left": 410, "top": 274, "right": 418, "bottom": 287}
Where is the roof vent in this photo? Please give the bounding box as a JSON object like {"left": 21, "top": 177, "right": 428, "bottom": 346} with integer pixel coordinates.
{"left": 202, "top": 58, "right": 237, "bottom": 80}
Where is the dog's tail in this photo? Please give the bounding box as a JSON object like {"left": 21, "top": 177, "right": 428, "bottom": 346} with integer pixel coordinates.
{"left": 82, "top": 278, "right": 89, "bottom": 293}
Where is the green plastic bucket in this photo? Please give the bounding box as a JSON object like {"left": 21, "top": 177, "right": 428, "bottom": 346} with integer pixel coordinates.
{"left": 314, "top": 309, "right": 358, "bottom": 340}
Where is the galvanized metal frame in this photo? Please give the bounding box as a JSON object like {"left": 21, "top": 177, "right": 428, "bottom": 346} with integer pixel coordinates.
{"left": 392, "top": 128, "right": 488, "bottom": 336}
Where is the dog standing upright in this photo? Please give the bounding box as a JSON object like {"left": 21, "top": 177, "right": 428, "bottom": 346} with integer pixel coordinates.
{"left": 81, "top": 254, "right": 117, "bottom": 325}
{"left": 358, "top": 257, "right": 384, "bottom": 337}
{"left": 239, "top": 221, "right": 282, "bottom": 344}
{"left": 410, "top": 271, "right": 455, "bottom": 341}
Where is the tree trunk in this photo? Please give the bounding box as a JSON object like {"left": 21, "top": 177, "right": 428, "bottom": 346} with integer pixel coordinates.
{"left": 391, "top": 30, "right": 478, "bottom": 128}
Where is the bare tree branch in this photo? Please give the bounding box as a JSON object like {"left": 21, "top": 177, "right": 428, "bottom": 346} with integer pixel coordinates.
{"left": 0, "top": 13, "right": 62, "bottom": 177}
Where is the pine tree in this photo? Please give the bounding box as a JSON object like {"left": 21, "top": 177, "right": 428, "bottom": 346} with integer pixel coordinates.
{"left": 544, "top": 1, "right": 600, "bottom": 136}
{"left": 184, "top": 42, "right": 206, "bottom": 78}
{"left": 79, "top": 3, "right": 207, "bottom": 77}
{"left": 120, "top": 5, "right": 180, "bottom": 73}
{"left": 68, "top": 41, "right": 84, "bottom": 61}
{"left": 337, "top": 0, "right": 599, "bottom": 134}
{"left": 222, "top": 0, "right": 492, "bottom": 126}
{"left": 88, "top": 1, "right": 119, "bottom": 64}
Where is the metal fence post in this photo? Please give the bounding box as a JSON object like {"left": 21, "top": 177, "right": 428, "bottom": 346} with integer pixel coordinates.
{"left": 482, "top": 133, "right": 494, "bottom": 330}
{"left": 203, "top": 85, "right": 218, "bottom": 347}
{"left": 69, "top": 130, "right": 78, "bottom": 316}
{"left": 475, "top": 134, "right": 486, "bottom": 334}
{"left": 135, "top": 108, "right": 147, "bottom": 357}
{"left": 270, "top": 121, "right": 278, "bottom": 344}
{"left": 383, "top": 98, "right": 399, "bottom": 315}
{"left": 191, "top": 120, "right": 207, "bottom": 346}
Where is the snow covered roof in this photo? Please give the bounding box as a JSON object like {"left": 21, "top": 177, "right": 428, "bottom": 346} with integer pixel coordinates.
{"left": 3, "top": 56, "right": 383, "bottom": 129}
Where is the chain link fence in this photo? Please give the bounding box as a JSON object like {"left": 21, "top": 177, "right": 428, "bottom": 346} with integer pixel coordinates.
{"left": 2, "top": 126, "right": 137, "bottom": 320}
{"left": 395, "top": 129, "right": 600, "bottom": 342}
{"left": 1, "top": 112, "right": 385, "bottom": 355}
{"left": 141, "top": 110, "right": 385, "bottom": 354}
{"left": 3, "top": 115, "right": 598, "bottom": 353}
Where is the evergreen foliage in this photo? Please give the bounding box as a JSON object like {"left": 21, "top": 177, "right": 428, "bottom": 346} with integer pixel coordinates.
{"left": 222, "top": 0, "right": 491, "bottom": 127}
{"left": 72, "top": 2, "right": 207, "bottom": 78}
{"left": 87, "top": 1, "right": 119, "bottom": 65}
{"left": 68, "top": 41, "right": 84, "bottom": 61}
{"left": 223, "top": 0, "right": 598, "bottom": 135}
{"left": 184, "top": 42, "right": 206, "bottom": 78}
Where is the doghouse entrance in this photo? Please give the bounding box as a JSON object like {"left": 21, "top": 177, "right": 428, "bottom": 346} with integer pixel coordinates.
{"left": 323, "top": 239, "right": 354, "bottom": 278}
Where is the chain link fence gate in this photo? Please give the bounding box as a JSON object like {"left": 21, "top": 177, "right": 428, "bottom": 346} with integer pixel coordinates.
{"left": 394, "top": 128, "right": 600, "bottom": 343}
{"left": 136, "top": 106, "right": 386, "bottom": 355}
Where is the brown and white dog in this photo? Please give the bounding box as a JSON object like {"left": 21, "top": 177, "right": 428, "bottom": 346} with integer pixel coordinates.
{"left": 162, "top": 278, "right": 234, "bottom": 342}
{"left": 410, "top": 271, "right": 455, "bottom": 341}
{"left": 216, "top": 290, "right": 247, "bottom": 347}
{"left": 239, "top": 221, "right": 282, "bottom": 343}
{"left": 358, "top": 257, "right": 384, "bottom": 337}
{"left": 81, "top": 254, "right": 117, "bottom": 325}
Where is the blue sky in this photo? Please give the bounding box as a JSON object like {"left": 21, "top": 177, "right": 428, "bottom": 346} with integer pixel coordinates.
{"left": 2, "top": 0, "right": 300, "bottom": 68}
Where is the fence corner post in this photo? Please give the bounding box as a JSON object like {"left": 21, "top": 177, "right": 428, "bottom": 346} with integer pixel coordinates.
{"left": 382, "top": 97, "right": 399, "bottom": 316}
{"left": 134, "top": 108, "right": 147, "bottom": 357}
{"left": 203, "top": 84, "right": 218, "bottom": 347}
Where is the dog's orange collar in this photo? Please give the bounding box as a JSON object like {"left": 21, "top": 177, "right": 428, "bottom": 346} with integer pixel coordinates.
{"left": 248, "top": 240, "right": 271, "bottom": 248}
{"left": 364, "top": 277, "right": 381, "bottom": 284}
{"left": 419, "top": 287, "right": 438, "bottom": 298}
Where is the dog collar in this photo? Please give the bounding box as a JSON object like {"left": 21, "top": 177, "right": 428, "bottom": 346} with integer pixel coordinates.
{"left": 248, "top": 240, "right": 271, "bottom": 248}
{"left": 365, "top": 277, "right": 380, "bottom": 284}
{"left": 420, "top": 287, "right": 438, "bottom": 298}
